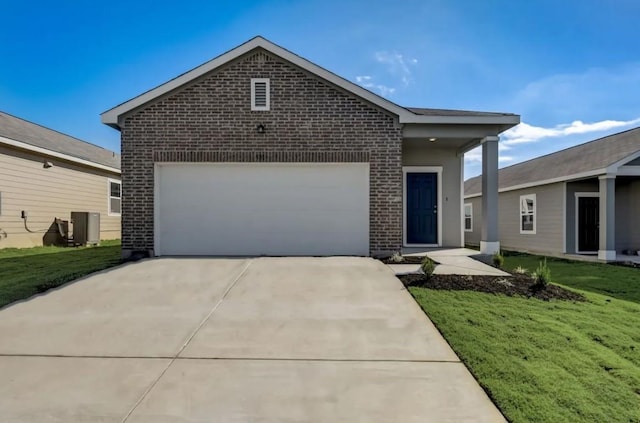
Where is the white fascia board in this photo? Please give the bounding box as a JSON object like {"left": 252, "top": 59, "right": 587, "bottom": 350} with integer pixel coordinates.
{"left": 616, "top": 166, "right": 640, "bottom": 176}
{"left": 101, "top": 36, "right": 409, "bottom": 128}
{"left": 606, "top": 150, "right": 640, "bottom": 173}
{"left": 399, "top": 114, "right": 520, "bottom": 125}
{"left": 0, "top": 135, "right": 121, "bottom": 174}
{"left": 463, "top": 168, "right": 607, "bottom": 199}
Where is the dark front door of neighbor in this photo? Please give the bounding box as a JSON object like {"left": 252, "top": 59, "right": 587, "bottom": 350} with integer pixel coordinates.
{"left": 578, "top": 196, "right": 599, "bottom": 252}
{"left": 407, "top": 173, "right": 438, "bottom": 244}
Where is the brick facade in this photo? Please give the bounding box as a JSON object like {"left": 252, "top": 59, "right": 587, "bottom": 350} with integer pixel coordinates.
{"left": 120, "top": 49, "right": 403, "bottom": 255}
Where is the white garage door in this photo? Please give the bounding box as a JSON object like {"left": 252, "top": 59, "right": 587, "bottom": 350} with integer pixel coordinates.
{"left": 155, "top": 163, "right": 369, "bottom": 256}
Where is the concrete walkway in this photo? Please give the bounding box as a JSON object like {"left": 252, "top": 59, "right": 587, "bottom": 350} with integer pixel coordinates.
{"left": 388, "top": 248, "right": 510, "bottom": 276}
{"left": 0, "top": 257, "right": 506, "bottom": 422}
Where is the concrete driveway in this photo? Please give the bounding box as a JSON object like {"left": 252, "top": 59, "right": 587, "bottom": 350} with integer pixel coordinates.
{"left": 0, "top": 257, "right": 505, "bottom": 422}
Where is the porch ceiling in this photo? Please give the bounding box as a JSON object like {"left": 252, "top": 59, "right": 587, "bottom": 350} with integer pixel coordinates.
{"left": 402, "top": 122, "right": 517, "bottom": 152}
{"left": 402, "top": 137, "right": 474, "bottom": 150}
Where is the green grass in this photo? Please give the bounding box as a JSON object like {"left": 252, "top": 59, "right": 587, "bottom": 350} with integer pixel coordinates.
{"left": 503, "top": 252, "right": 640, "bottom": 303}
{"left": 410, "top": 255, "right": 640, "bottom": 423}
{"left": 0, "top": 240, "right": 122, "bottom": 308}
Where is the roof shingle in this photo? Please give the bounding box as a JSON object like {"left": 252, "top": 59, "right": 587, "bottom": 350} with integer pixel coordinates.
{"left": 0, "top": 111, "right": 120, "bottom": 170}
{"left": 465, "top": 127, "right": 640, "bottom": 196}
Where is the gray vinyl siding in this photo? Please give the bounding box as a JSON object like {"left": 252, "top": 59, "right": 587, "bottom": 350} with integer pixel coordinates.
{"left": 0, "top": 145, "right": 121, "bottom": 248}
{"left": 464, "top": 182, "right": 565, "bottom": 254}
{"left": 498, "top": 183, "right": 565, "bottom": 253}
{"left": 463, "top": 196, "right": 482, "bottom": 246}
{"left": 615, "top": 178, "right": 640, "bottom": 252}
{"left": 402, "top": 144, "right": 464, "bottom": 247}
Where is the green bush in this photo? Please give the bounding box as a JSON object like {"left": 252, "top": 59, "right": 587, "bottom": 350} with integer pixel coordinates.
{"left": 532, "top": 259, "right": 551, "bottom": 288}
{"left": 493, "top": 251, "right": 505, "bottom": 268}
{"left": 421, "top": 257, "right": 436, "bottom": 278}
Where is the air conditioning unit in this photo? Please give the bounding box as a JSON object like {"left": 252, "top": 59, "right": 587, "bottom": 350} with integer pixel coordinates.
{"left": 71, "top": 212, "right": 100, "bottom": 246}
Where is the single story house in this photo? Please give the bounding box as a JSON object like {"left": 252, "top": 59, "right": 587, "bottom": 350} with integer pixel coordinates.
{"left": 464, "top": 127, "right": 640, "bottom": 261}
{"left": 101, "top": 36, "right": 519, "bottom": 258}
{"left": 0, "top": 111, "right": 121, "bottom": 248}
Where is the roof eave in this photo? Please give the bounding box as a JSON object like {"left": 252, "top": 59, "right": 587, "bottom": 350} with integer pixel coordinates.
{"left": 399, "top": 114, "right": 521, "bottom": 126}
{"left": 0, "top": 135, "right": 121, "bottom": 174}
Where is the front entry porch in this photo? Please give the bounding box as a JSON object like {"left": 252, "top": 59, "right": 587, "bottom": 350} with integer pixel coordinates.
{"left": 402, "top": 129, "right": 504, "bottom": 255}
{"left": 567, "top": 174, "right": 640, "bottom": 261}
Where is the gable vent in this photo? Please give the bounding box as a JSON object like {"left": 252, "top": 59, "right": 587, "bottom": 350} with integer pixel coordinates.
{"left": 251, "top": 78, "right": 270, "bottom": 111}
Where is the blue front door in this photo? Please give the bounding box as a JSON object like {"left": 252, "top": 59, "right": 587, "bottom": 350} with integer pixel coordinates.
{"left": 406, "top": 173, "right": 438, "bottom": 244}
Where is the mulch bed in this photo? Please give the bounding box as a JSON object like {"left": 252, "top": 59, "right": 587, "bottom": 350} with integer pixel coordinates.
{"left": 400, "top": 273, "right": 585, "bottom": 302}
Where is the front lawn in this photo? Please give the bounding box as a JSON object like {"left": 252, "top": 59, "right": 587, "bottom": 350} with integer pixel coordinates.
{"left": 410, "top": 255, "right": 640, "bottom": 423}
{"left": 0, "top": 240, "right": 122, "bottom": 308}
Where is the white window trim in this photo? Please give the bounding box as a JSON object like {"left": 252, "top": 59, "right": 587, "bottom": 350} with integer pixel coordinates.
{"left": 574, "top": 192, "right": 600, "bottom": 254}
{"left": 519, "top": 193, "right": 536, "bottom": 234}
{"left": 108, "top": 178, "right": 122, "bottom": 216}
{"left": 251, "top": 78, "right": 270, "bottom": 111}
{"left": 464, "top": 203, "right": 473, "bottom": 232}
{"left": 402, "top": 166, "right": 443, "bottom": 247}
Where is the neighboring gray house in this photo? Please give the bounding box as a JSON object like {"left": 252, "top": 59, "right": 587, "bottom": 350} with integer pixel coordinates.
{"left": 0, "top": 111, "right": 121, "bottom": 248}
{"left": 465, "top": 127, "right": 640, "bottom": 261}
{"left": 101, "top": 36, "right": 519, "bottom": 258}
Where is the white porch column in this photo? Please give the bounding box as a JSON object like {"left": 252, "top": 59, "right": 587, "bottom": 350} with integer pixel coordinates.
{"left": 481, "top": 136, "right": 500, "bottom": 254}
{"left": 598, "top": 175, "right": 616, "bottom": 261}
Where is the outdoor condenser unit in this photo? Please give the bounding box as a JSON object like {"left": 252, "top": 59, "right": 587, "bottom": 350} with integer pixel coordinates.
{"left": 71, "top": 212, "right": 100, "bottom": 246}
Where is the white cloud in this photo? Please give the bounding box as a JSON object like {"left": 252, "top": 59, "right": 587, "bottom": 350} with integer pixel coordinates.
{"left": 374, "top": 51, "right": 417, "bottom": 87}
{"left": 355, "top": 75, "right": 396, "bottom": 97}
{"left": 503, "top": 118, "right": 640, "bottom": 145}
{"left": 464, "top": 146, "right": 514, "bottom": 164}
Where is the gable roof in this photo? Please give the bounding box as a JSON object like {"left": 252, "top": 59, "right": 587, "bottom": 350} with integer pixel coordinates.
{"left": 0, "top": 111, "right": 120, "bottom": 173}
{"left": 465, "top": 126, "right": 640, "bottom": 196}
{"left": 101, "top": 36, "right": 519, "bottom": 130}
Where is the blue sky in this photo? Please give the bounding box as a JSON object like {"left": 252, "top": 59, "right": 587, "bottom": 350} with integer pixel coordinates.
{"left": 2, "top": 0, "right": 640, "bottom": 177}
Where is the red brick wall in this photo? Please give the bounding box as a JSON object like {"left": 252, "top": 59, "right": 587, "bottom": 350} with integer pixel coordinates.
{"left": 120, "top": 49, "right": 402, "bottom": 255}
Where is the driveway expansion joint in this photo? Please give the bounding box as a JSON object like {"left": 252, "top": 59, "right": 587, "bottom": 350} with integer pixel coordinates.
{"left": 120, "top": 259, "right": 252, "bottom": 423}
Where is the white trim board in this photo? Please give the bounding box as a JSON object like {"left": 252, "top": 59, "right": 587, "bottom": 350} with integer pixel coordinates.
{"left": 464, "top": 202, "right": 473, "bottom": 232}
{"left": 519, "top": 193, "right": 537, "bottom": 235}
{"left": 402, "top": 166, "right": 443, "bottom": 248}
{"left": 101, "top": 36, "right": 520, "bottom": 129}
{"left": 107, "top": 178, "right": 122, "bottom": 217}
{"left": 574, "top": 192, "right": 600, "bottom": 254}
{"left": 0, "top": 135, "right": 120, "bottom": 174}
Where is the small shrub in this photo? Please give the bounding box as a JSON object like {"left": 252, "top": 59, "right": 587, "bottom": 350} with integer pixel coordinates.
{"left": 420, "top": 257, "right": 436, "bottom": 278}
{"left": 532, "top": 259, "right": 551, "bottom": 288}
{"left": 513, "top": 265, "right": 529, "bottom": 274}
{"left": 492, "top": 251, "right": 505, "bottom": 268}
{"left": 389, "top": 252, "right": 405, "bottom": 263}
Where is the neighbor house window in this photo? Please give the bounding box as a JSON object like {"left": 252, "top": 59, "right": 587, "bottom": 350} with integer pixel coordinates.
{"left": 520, "top": 194, "right": 536, "bottom": 234}
{"left": 251, "top": 78, "right": 270, "bottom": 111}
{"left": 464, "top": 203, "right": 473, "bottom": 232}
{"left": 108, "top": 179, "right": 121, "bottom": 216}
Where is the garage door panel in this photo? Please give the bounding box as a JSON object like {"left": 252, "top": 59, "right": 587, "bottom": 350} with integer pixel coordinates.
{"left": 155, "top": 163, "right": 369, "bottom": 256}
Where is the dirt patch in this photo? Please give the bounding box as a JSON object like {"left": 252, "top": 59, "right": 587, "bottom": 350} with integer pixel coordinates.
{"left": 400, "top": 273, "right": 585, "bottom": 302}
